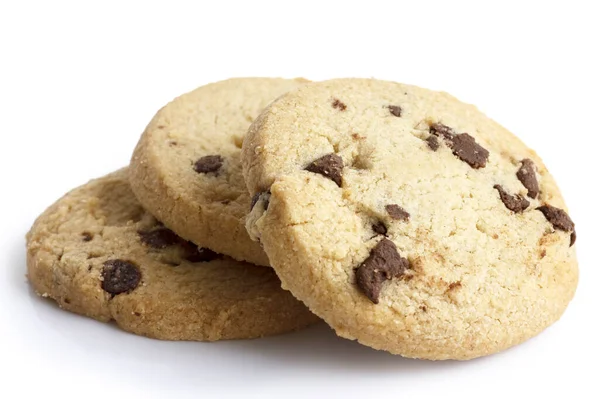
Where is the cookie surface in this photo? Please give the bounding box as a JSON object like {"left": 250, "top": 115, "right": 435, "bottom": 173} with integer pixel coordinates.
{"left": 242, "top": 78, "right": 578, "bottom": 359}
{"left": 26, "top": 169, "right": 319, "bottom": 341}
{"left": 130, "top": 78, "right": 307, "bottom": 266}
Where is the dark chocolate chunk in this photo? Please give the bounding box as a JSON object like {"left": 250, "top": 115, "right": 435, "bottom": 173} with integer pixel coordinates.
{"left": 305, "top": 153, "right": 344, "bottom": 187}
{"left": 570, "top": 231, "right": 577, "bottom": 247}
{"left": 250, "top": 191, "right": 270, "bottom": 211}
{"left": 331, "top": 98, "right": 347, "bottom": 111}
{"left": 429, "top": 123, "right": 454, "bottom": 140}
{"left": 426, "top": 135, "right": 439, "bottom": 151}
{"left": 372, "top": 222, "right": 388, "bottom": 236}
{"left": 355, "top": 239, "right": 409, "bottom": 304}
{"left": 537, "top": 205, "right": 575, "bottom": 232}
{"left": 139, "top": 228, "right": 182, "bottom": 249}
{"left": 517, "top": 159, "right": 540, "bottom": 199}
{"left": 81, "top": 232, "right": 93, "bottom": 242}
{"left": 183, "top": 243, "right": 221, "bottom": 263}
{"left": 194, "top": 155, "right": 223, "bottom": 174}
{"left": 385, "top": 204, "right": 410, "bottom": 221}
{"left": 494, "top": 185, "right": 530, "bottom": 213}
{"left": 101, "top": 260, "right": 141, "bottom": 295}
{"left": 450, "top": 133, "right": 489, "bottom": 169}
{"left": 387, "top": 105, "right": 402, "bottom": 117}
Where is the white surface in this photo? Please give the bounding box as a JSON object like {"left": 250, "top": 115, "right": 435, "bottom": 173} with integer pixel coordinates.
{"left": 1, "top": 1, "right": 598, "bottom": 398}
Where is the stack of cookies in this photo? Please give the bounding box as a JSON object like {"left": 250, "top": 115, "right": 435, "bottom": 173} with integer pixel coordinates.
{"left": 26, "top": 78, "right": 578, "bottom": 360}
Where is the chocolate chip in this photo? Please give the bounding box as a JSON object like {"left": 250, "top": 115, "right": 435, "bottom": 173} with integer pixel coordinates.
{"left": 372, "top": 222, "right": 388, "bottom": 236}
{"left": 429, "top": 123, "right": 489, "bottom": 168}
{"left": 385, "top": 204, "right": 410, "bottom": 221}
{"left": 250, "top": 191, "right": 270, "bottom": 211}
{"left": 429, "top": 123, "right": 454, "bottom": 140}
{"left": 331, "top": 98, "right": 347, "bottom": 111}
{"left": 387, "top": 105, "right": 402, "bottom": 117}
{"left": 81, "top": 232, "right": 93, "bottom": 242}
{"left": 537, "top": 204, "right": 575, "bottom": 232}
{"left": 426, "top": 136, "right": 439, "bottom": 151}
{"left": 355, "top": 239, "right": 409, "bottom": 304}
{"left": 570, "top": 231, "right": 577, "bottom": 247}
{"left": 194, "top": 155, "right": 223, "bottom": 174}
{"left": 139, "top": 228, "right": 182, "bottom": 249}
{"left": 183, "top": 244, "right": 221, "bottom": 263}
{"left": 450, "top": 133, "right": 489, "bottom": 169}
{"left": 517, "top": 159, "right": 540, "bottom": 199}
{"left": 305, "top": 153, "right": 344, "bottom": 187}
{"left": 101, "top": 260, "right": 141, "bottom": 296}
{"left": 494, "top": 185, "right": 530, "bottom": 213}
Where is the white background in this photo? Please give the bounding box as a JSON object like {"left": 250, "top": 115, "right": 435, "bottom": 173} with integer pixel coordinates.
{"left": 1, "top": 1, "right": 598, "bottom": 398}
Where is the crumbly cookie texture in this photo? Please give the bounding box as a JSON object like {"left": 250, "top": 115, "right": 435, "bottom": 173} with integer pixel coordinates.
{"left": 242, "top": 78, "right": 578, "bottom": 360}
{"left": 130, "top": 77, "right": 308, "bottom": 266}
{"left": 26, "top": 169, "right": 319, "bottom": 341}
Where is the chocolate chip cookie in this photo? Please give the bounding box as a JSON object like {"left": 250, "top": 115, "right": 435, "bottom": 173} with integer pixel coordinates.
{"left": 242, "top": 78, "right": 578, "bottom": 359}
{"left": 130, "top": 78, "right": 308, "bottom": 266}
{"left": 26, "top": 169, "right": 319, "bottom": 341}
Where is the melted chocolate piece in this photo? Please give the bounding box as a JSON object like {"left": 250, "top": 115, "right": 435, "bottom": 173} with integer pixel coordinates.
{"left": 101, "top": 260, "right": 141, "bottom": 296}
{"left": 426, "top": 136, "right": 439, "bottom": 151}
{"left": 331, "top": 98, "right": 347, "bottom": 111}
{"left": 139, "top": 228, "right": 182, "bottom": 249}
{"left": 516, "top": 159, "right": 540, "bottom": 199}
{"left": 387, "top": 105, "right": 402, "bottom": 117}
{"left": 429, "top": 123, "right": 454, "bottom": 140}
{"left": 537, "top": 205, "right": 575, "bottom": 232}
{"left": 494, "top": 185, "right": 530, "bottom": 213}
{"left": 355, "top": 239, "right": 409, "bottom": 304}
{"left": 450, "top": 133, "right": 489, "bottom": 169}
{"left": 305, "top": 153, "right": 344, "bottom": 187}
{"left": 372, "top": 222, "right": 388, "bottom": 236}
{"left": 194, "top": 155, "right": 223, "bottom": 174}
{"left": 385, "top": 204, "right": 410, "bottom": 221}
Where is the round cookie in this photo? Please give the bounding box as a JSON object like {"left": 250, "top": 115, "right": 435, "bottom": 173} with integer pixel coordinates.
{"left": 242, "top": 78, "right": 578, "bottom": 359}
{"left": 26, "top": 169, "right": 319, "bottom": 341}
{"left": 130, "top": 77, "right": 308, "bottom": 266}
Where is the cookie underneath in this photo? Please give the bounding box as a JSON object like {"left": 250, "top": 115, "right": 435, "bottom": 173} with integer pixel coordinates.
{"left": 26, "top": 169, "right": 319, "bottom": 341}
